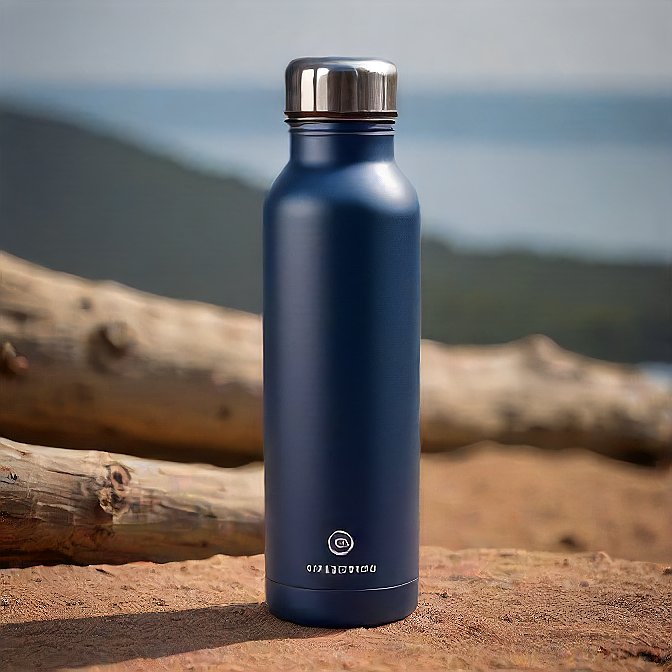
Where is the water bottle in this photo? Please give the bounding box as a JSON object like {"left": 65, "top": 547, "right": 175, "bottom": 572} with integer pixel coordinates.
{"left": 263, "top": 57, "right": 420, "bottom": 628}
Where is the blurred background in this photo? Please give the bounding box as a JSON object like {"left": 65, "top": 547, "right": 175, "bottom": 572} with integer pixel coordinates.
{"left": 1, "top": 0, "right": 670, "bottom": 365}
{"left": 0, "top": 1, "right": 670, "bottom": 565}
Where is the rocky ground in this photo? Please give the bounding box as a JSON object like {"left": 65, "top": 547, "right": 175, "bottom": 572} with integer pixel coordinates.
{"left": 2, "top": 444, "right": 670, "bottom": 671}
{"left": 1, "top": 547, "right": 670, "bottom": 671}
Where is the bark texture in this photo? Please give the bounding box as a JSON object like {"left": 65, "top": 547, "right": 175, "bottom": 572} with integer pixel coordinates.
{"left": 2, "top": 438, "right": 670, "bottom": 567}
{"left": 0, "top": 547, "right": 670, "bottom": 671}
{"left": 0, "top": 436, "right": 263, "bottom": 568}
{"left": 1, "top": 251, "right": 670, "bottom": 465}
{"left": 0, "top": 251, "right": 263, "bottom": 464}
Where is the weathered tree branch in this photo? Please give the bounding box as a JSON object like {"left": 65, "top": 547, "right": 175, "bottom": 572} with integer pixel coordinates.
{"left": 1, "top": 252, "right": 670, "bottom": 465}
{"left": 0, "top": 251, "right": 263, "bottom": 465}
{"left": 420, "top": 336, "right": 671, "bottom": 464}
{"left": 0, "top": 436, "right": 264, "bottom": 568}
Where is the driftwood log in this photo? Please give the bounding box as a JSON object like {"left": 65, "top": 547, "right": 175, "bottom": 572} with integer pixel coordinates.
{"left": 1, "top": 251, "right": 670, "bottom": 465}
{"left": 3, "top": 437, "right": 670, "bottom": 568}
{"left": 0, "top": 436, "right": 264, "bottom": 568}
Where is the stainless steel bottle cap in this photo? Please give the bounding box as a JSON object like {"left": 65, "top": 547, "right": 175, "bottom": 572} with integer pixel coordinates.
{"left": 285, "top": 57, "right": 397, "bottom": 119}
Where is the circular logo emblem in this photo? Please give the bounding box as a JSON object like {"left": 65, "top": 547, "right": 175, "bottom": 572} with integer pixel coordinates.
{"left": 327, "top": 530, "right": 354, "bottom": 556}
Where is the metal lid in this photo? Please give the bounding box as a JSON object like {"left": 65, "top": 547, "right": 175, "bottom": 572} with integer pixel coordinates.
{"left": 285, "top": 57, "right": 397, "bottom": 119}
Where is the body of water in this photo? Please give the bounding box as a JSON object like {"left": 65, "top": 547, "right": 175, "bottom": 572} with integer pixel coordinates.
{"left": 1, "top": 85, "right": 671, "bottom": 261}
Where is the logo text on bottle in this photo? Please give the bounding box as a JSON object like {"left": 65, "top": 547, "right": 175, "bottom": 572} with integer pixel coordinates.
{"left": 327, "top": 530, "right": 354, "bottom": 556}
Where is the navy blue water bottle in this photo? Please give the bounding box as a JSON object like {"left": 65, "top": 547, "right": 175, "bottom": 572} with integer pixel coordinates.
{"left": 263, "top": 57, "right": 420, "bottom": 628}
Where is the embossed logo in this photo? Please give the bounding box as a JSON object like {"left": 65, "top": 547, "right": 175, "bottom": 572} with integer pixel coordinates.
{"left": 327, "top": 529, "right": 354, "bottom": 556}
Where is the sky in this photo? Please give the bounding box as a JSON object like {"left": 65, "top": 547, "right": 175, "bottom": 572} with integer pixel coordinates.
{"left": 1, "top": 0, "right": 672, "bottom": 90}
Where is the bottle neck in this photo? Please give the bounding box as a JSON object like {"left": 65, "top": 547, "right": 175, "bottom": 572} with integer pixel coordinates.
{"left": 287, "top": 120, "right": 395, "bottom": 167}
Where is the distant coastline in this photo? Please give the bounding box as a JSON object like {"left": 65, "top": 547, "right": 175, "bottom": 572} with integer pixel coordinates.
{"left": 1, "top": 85, "right": 671, "bottom": 262}
{"left": 1, "top": 105, "right": 669, "bottom": 364}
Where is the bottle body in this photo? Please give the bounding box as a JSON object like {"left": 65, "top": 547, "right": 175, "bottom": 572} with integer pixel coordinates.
{"left": 263, "top": 121, "right": 420, "bottom": 628}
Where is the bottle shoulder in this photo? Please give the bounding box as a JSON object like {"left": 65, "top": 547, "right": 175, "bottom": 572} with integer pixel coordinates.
{"left": 264, "top": 160, "right": 419, "bottom": 217}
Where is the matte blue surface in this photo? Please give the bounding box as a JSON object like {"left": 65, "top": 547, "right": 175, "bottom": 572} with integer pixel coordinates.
{"left": 266, "top": 578, "right": 419, "bottom": 629}
{"left": 263, "top": 121, "right": 420, "bottom": 627}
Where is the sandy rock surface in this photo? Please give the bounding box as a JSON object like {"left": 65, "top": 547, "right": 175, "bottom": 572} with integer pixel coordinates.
{"left": 421, "top": 445, "right": 672, "bottom": 563}
{"left": 1, "top": 547, "right": 670, "bottom": 671}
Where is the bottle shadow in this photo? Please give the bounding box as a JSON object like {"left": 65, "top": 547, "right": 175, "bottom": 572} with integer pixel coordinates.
{"left": 0, "top": 602, "right": 335, "bottom": 671}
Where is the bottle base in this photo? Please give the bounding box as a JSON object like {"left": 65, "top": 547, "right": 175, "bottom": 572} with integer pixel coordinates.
{"left": 265, "top": 577, "right": 418, "bottom": 628}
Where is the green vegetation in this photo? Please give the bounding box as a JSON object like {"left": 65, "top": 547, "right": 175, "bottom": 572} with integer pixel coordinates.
{"left": 1, "top": 106, "right": 669, "bottom": 363}
{"left": 422, "top": 239, "right": 670, "bottom": 362}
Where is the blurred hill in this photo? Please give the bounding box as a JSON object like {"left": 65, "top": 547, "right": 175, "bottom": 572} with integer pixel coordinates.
{"left": 1, "top": 106, "right": 669, "bottom": 363}
{"left": 0, "top": 106, "right": 262, "bottom": 312}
